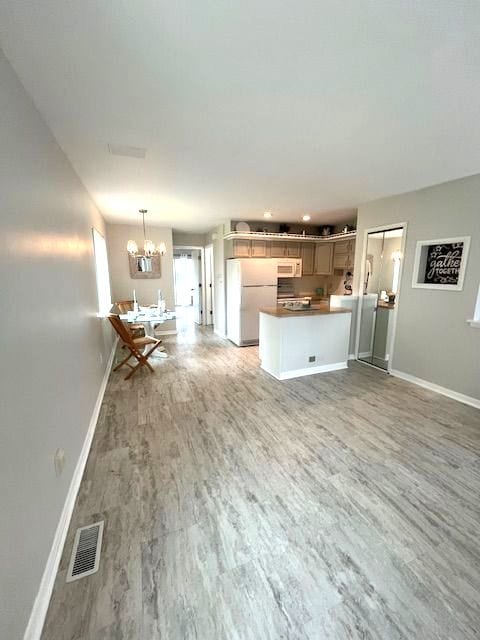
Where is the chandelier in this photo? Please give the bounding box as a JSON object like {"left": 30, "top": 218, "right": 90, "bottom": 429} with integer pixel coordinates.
{"left": 127, "top": 209, "right": 166, "bottom": 257}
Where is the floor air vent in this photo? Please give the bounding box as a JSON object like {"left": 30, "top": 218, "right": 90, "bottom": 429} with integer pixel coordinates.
{"left": 66, "top": 521, "right": 104, "bottom": 583}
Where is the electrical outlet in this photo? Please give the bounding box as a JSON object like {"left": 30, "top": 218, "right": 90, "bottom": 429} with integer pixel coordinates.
{"left": 54, "top": 448, "right": 66, "bottom": 476}
{"left": 308, "top": 355, "right": 316, "bottom": 363}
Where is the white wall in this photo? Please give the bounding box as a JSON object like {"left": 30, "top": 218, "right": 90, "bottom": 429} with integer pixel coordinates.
{"left": 0, "top": 50, "right": 114, "bottom": 639}
{"left": 106, "top": 224, "right": 175, "bottom": 309}
{"left": 354, "top": 174, "right": 480, "bottom": 400}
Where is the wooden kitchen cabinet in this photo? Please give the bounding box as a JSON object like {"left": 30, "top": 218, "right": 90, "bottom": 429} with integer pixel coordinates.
{"left": 286, "top": 242, "right": 301, "bottom": 258}
{"left": 250, "top": 240, "right": 267, "bottom": 257}
{"left": 333, "top": 252, "right": 350, "bottom": 269}
{"left": 301, "top": 243, "right": 315, "bottom": 275}
{"left": 334, "top": 240, "right": 351, "bottom": 254}
{"left": 333, "top": 239, "right": 356, "bottom": 269}
{"left": 269, "top": 241, "right": 287, "bottom": 257}
{"left": 233, "top": 239, "right": 251, "bottom": 257}
{"left": 314, "top": 243, "right": 333, "bottom": 274}
{"left": 346, "top": 240, "right": 356, "bottom": 268}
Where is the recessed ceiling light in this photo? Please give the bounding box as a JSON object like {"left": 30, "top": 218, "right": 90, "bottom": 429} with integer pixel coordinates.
{"left": 302, "top": 215, "right": 311, "bottom": 221}
{"left": 264, "top": 211, "right": 272, "bottom": 218}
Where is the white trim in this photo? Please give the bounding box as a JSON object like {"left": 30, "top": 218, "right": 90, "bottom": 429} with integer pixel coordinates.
{"left": 214, "top": 328, "right": 227, "bottom": 339}
{"left": 223, "top": 230, "right": 356, "bottom": 243}
{"left": 411, "top": 236, "right": 471, "bottom": 291}
{"left": 390, "top": 368, "right": 480, "bottom": 410}
{"left": 348, "top": 353, "right": 356, "bottom": 360}
{"left": 469, "top": 284, "right": 480, "bottom": 325}
{"left": 23, "top": 337, "right": 118, "bottom": 640}
{"left": 263, "top": 361, "right": 348, "bottom": 380}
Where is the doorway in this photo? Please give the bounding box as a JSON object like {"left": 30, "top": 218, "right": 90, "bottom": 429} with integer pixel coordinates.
{"left": 357, "top": 226, "right": 405, "bottom": 370}
{"left": 173, "top": 248, "right": 203, "bottom": 326}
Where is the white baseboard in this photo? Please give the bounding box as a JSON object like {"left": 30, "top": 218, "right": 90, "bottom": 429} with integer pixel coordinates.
{"left": 390, "top": 368, "right": 480, "bottom": 410}
{"left": 24, "top": 337, "right": 118, "bottom": 640}
{"left": 348, "top": 353, "right": 356, "bottom": 360}
{"left": 214, "top": 327, "right": 227, "bottom": 339}
{"left": 264, "top": 361, "right": 348, "bottom": 381}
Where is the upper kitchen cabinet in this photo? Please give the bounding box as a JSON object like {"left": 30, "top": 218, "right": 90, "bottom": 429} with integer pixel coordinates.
{"left": 301, "top": 243, "right": 315, "bottom": 275}
{"left": 269, "top": 241, "right": 287, "bottom": 258}
{"left": 250, "top": 239, "right": 267, "bottom": 257}
{"left": 233, "top": 238, "right": 251, "bottom": 257}
{"left": 286, "top": 242, "right": 301, "bottom": 258}
{"left": 333, "top": 239, "right": 356, "bottom": 269}
{"left": 314, "top": 243, "right": 333, "bottom": 274}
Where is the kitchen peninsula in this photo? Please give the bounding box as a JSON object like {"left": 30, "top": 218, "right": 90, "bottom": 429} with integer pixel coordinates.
{"left": 259, "top": 305, "right": 352, "bottom": 380}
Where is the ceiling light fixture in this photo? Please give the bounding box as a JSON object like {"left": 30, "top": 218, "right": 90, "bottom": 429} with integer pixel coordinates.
{"left": 264, "top": 211, "right": 273, "bottom": 218}
{"left": 127, "top": 209, "right": 166, "bottom": 257}
{"left": 302, "top": 215, "right": 311, "bottom": 222}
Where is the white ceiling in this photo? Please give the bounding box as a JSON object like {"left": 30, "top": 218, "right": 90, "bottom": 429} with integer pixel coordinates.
{"left": 1, "top": 1, "right": 480, "bottom": 232}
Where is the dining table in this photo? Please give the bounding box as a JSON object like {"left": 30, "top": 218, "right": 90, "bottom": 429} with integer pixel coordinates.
{"left": 120, "top": 307, "right": 176, "bottom": 357}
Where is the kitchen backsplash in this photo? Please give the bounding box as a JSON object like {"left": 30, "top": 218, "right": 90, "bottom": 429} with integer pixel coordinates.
{"left": 278, "top": 272, "right": 351, "bottom": 297}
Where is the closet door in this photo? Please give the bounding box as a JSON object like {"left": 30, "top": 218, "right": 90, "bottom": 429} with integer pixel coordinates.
{"left": 357, "top": 228, "right": 404, "bottom": 370}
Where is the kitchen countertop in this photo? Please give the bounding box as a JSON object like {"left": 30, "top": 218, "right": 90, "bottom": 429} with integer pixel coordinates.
{"left": 277, "top": 296, "right": 330, "bottom": 302}
{"left": 260, "top": 305, "right": 352, "bottom": 318}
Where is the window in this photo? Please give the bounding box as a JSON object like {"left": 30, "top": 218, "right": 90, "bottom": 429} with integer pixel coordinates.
{"left": 92, "top": 228, "right": 112, "bottom": 316}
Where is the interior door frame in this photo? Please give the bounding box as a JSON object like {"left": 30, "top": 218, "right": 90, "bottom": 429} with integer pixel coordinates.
{"left": 173, "top": 245, "right": 206, "bottom": 323}
{"left": 204, "top": 244, "right": 214, "bottom": 325}
{"left": 355, "top": 222, "right": 408, "bottom": 372}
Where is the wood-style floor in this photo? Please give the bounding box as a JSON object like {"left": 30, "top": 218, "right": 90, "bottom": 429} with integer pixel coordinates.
{"left": 42, "top": 317, "right": 480, "bottom": 639}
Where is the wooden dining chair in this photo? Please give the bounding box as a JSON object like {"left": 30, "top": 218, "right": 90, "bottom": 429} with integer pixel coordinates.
{"left": 108, "top": 314, "right": 165, "bottom": 380}
{"left": 114, "top": 300, "right": 145, "bottom": 338}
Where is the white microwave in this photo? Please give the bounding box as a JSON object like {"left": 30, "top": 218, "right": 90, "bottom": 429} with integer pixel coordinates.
{"left": 276, "top": 258, "right": 302, "bottom": 278}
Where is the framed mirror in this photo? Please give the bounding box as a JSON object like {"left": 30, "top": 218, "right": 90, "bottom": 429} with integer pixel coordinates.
{"left": 129, "top": 254, "right": 161, "bottom": 279}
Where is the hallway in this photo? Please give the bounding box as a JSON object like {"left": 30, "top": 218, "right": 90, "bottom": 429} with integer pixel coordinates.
{"left": 42, "top": 328, "right": 480, "bottom": 639}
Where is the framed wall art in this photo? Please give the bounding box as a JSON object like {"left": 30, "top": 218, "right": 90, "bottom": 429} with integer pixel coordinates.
{"left": 412, "top": 236, "right": 470, "bottom": 291}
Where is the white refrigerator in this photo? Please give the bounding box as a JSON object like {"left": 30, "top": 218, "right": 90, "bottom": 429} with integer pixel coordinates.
{"left": 227, "top": 258, "right": 278, "bottom": 346}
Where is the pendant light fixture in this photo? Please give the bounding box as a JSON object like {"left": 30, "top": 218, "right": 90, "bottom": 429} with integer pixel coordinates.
{"left": 127, "top": 209, "right": 166, "bottom": 257}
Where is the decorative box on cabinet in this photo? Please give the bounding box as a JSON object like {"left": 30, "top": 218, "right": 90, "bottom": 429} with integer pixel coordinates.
{"left": 314, "top": 243, "right": 333, "bottom": 275}
{"left": 301, "top": 244, "right": 315, "bottom": 275}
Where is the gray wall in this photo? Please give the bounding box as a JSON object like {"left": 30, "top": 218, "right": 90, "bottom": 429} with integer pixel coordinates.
{"left": 106, "top": 224, "right": 175, "bottom": 309}
{"left": 172, "top": 231, "right": 206, "bottom": 247}
{"left": 353, "top": 174, "right": 480, "bottom": 400}
{"left": 0, "top": 50, "right": 114, "bottom": 638}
